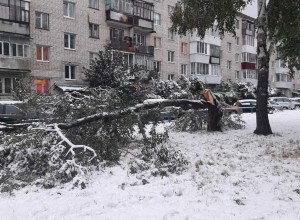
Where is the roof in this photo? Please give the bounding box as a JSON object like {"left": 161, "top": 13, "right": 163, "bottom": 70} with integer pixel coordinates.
{"left": 55, "top": 84, "right": 88, "bottom": 92}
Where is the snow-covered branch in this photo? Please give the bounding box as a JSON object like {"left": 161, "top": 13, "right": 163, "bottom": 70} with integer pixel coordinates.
{"left": 50, "top": 124, "right": 97, "bottom": 162}
{"left": 57, "top": 99, "right": 208, "bottom": 129}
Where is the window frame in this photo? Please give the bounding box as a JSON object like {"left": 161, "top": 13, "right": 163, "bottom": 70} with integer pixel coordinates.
{"left": 167, "top": 51, "right": 175, "bottom": 63}
{"left": 89, "top": 23, "right": 100, "bottom": 39}
{"left": 65, "top": 65, "right": 76, "bottom": 80}
{"left": 36, "top": 45, "right": 50, "bottom": 62}
{"left": 35, "top": 11, "right": 49, "bottom": 30}
{"left": 63, "top": 1, "right": 75, "bottom": 18}
{"left": 154, "top": 37, "right": 161, "bottom": 49}
{"left": 89, "top": 0, "right": 99, "bottom": 9}
{"left": 154, "top": 12, "right": 161, "bottom": 25}
{"left": 64, "top": 33, "right": 76, "bottom": 49}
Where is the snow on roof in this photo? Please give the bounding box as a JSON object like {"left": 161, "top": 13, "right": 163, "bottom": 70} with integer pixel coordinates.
{"left": 0, "top": 101, "right": 23, "bottom": 104}
{"left": 55, "top": 84, "right": 88, "bottom": 92}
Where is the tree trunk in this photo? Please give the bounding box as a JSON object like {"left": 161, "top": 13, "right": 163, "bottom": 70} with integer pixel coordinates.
{"left": 254, "top": 0, "right": 272, "bottom": 135}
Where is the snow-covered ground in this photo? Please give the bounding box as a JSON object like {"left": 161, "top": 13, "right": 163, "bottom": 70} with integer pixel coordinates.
{"left": 1, "top": 110, "right": 300, "bottom": 220}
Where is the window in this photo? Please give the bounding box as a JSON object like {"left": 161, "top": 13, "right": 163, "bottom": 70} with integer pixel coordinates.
{"left": 36, "top": 79, "right": 50, "bottom": 94}
{"left": 227, "top": 60, "right": 232, "bottom": 69}
{"left": 0, "top": 78, "right": 14, "bottom": 94}
{"left": 133, "top": 33, "right": 146, "bottom": 45}
{"left": 89, "top": 23, "right": 99, "bottom": 38}
{"left": 154, "top": 61, "right": 161, "bottom": 72}
{"left": 235, "top": 37, "right": 240, "bottom": 45}
{"left": 243, "top": 36, "right": 255, "bottom": 46}
{"left": 64, "top": 33, "right": 76, "bottom": 49}
{"left": 89, "top": 52, "right": 99, "bottom": 63}
{"left": 211, "top": 64, "right": 221, "bottom": 75}
{"left": 36, "top": 46, "right": 49, "bottom": 61}
{"left": 235, "top": 19, "right": 240, "bottom": 29}
{"left": 154, "top": 37, "right": 161, "bottom": 48}
{"left": 65, "top": 65, "right": 76, "bottom": 79}
{"left": 242, "top": 52, "right": 256, "bottom": 63}
{"left": 0, "top": 0, "right": 29, "bottom": 22}
{"left": 242, "top": 70, "right": 257, "bottom": 79}
{"left": 168, "top": 74, "right": 175, "bottom": 80}
{"left": 227, "top": 42, "right": 232, "bottom": 52}
{"left": 63, "top": 1, "right": 75, "bottom": 18}
{"left": 168, "top": 5, "right": 174, "bottom": 16}
{"left": 191, "top": 62, "right": 209, "bottom": 75}
{"left": 110, "top": 27, "right": 124, "bottom": 41}
{"left": 181, "top": 64, "right": 187, "bottom": 75}
{"left": 210, "top": 45, "right": 220, "bottom": 57}
{"left": 154, "top": 12, "right": 161, "bottom": 25}
{"left": 168, "top": 51, "right": 174, "bottom": 62}
{"left": 235, "top": 53, "right": 240, "bottom": 62}
{"left": 197, "top": 42, "right": 207, "bottom": 54}
{"left": 89, "top": 0, "right": 99, "bottom": 9}
{"left": 235, "top": 71, "right": 240, "bottom": 79}
{"left": 168, "top": 28, "right": 175, "bottom": 40}
{"left": 181, "top": 43, "right": 188, "bottom": 54}
{"left": 36, "top": 12, "right": 49, "bottom": 29}
{"left": 10, "top": 43, "right": 28, "bottom": 57}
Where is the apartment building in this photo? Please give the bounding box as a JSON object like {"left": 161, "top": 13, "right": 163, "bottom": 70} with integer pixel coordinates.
{"left": 0, "top": 1, "right": 298, "bottom": 99}
{"left": 0, "top": 0, "right": 31, "bottom": 99}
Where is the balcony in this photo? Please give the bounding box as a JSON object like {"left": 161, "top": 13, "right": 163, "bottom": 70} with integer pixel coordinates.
{"left": 275, "top": 81, "right": 293, "bottom": 89}
{"left": 109, "top": 40, "right": 154, "bottom": 55}
{"left": 241, "top": 62, "right": 256, "bottom": 70}
{"left": 0, "top": 18, "right": 30, "bottom": 36}
{"left": 242, "top": 28, "right": 255, "bottom": 36}
{"left": 192, "top": 75, "right": 222, "bottom": 85}
{"left": 0, "top": 57, "right": 30, "bottom": 71}
{"left": 210, "top": 56, "right": 220, "bottom": 64}
{"left": 105, "top": 0, "right": 154, "bottom": 31}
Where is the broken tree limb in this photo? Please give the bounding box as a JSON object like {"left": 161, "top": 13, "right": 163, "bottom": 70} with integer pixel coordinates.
{"left": 57, "top": 99, "right": 209, "bottom": 129}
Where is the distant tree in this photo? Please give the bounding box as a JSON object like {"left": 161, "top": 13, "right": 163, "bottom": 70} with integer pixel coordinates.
{"left": 170, "top": 0, "right": 300, "bottom": 135}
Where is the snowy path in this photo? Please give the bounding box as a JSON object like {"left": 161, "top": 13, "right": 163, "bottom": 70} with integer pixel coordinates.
{"left": 0, "top": 110, "right": 300, "bottom": 220}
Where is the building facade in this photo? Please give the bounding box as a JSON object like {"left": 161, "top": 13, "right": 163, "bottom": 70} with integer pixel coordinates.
{"left": 0, "top": 0, "right": 299, "bottom": 99}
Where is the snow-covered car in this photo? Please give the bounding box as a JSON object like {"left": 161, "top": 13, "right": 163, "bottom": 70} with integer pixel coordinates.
{"left": 288, "top": 98, "right": 300, "bottom": 109}
{"left": 0, "top": 101, "right": 39, "bottom": 124}
{"left": 268, "top": 100, "right": 284, "bottom": 111}
{"left": 234, "top": 99, "right": 275, "bottom": 114}
{"left": 269, "top": 97, "right": 295, "bottom": 110}
{"left": 160, "top": 106, "right": 184, "bottom": 120}
{"left": 221, "top": 102, "right": 242, "bottom": 115}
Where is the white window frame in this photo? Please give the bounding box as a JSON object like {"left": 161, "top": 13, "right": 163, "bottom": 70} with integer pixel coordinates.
{"left": 11, "top": 43, "right": 29, "bottom": 57}
{"left": 89, "top": 0, "right": 99, "bottom": 9}
{"left": 227, "top": 42, "right": 232, "bottom": 52}
{"left": 63, "top": 1, "right": 75, "bottom": 18}
{"left": 65, "top": 65, "right": 76, "bottom": 80}
{"left": 35, "top": 12, "right": 49, "bottom": 29}
{"left": 167, "top": 51, "right": 175, "bottom": 63}
{"left": 154, "top": 12, "right": 161, "bottom": 25}
{"left": 235, "top": 37, "right": 239, "bottom": 45}
{"left": 181, "top": 42, "right": 188, "bottom": 54}
{"left": 64, "top": 33, "right": 76, "bottom": 49}
{"left": 235, "top": 53, "right": 240, "bottom": 62}
{"left": 197, "top": 42, "right": 207, "bottom": 54}
{"left": 227, "top": 60, "right": 232, "bottom": 69}
{"left": 89, "top": 23, "right": 99, "bottom": 39}
{"left": 168, "top": 5, "right": 174, "bottom": 16}
{"left": 154, "top": 37, "right": 161, "bottom": 48}
{"left": 0, "top": 77, "right": 14, "bottom": 94}
{"left": 168, "top": 28, "right": 175, "bottom": 40}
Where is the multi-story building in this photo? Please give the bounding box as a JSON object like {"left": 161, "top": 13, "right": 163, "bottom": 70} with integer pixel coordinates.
{"left": 0, "top": 1, "right": 298, "bottom": 99}
{"left": 0, "top": 0, "right": 31, "bottom": 99}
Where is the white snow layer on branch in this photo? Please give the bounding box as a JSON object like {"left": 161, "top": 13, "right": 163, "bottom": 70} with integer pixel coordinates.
{"left": 53, "top": 124, "right": 96, "bottom": 162}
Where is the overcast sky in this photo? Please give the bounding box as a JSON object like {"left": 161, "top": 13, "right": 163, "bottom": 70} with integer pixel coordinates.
{"left": 243, "top": 1, "right": 258, "bottom": 18}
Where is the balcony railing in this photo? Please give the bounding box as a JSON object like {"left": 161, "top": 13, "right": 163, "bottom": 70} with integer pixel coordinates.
{"left": 109, "top": 40, "right": 154, "bottom": 55}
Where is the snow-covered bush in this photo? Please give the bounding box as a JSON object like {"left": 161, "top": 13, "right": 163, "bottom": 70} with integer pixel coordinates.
{"left": 174, "top": 110, "right": 208, "bottom": 132}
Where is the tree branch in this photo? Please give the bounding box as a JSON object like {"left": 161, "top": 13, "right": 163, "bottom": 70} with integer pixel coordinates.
{"left": 57, "top": 99, "right": 209, "bottom": 130}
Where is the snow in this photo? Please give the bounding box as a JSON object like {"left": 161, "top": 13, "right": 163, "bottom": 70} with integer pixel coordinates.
{"left": 1, "top": 110, "right": 300, "bottom": 220}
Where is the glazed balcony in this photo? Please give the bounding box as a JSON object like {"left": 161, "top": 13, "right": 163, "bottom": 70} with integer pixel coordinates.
{"left": 109, "top": 39, "right": 154, "bottom": 55}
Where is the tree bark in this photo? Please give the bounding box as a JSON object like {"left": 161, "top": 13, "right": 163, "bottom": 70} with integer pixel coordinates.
{"left": 254, "top": 0, "right": 272, "bottom": 135}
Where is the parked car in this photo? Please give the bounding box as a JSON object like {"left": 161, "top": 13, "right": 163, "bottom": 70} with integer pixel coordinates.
{"left": 234, "top": 99, "right": 274, "bottom": 114}
{"left": 233, "top": 99, "right": 257, "bottom": 113}
{"left": 160, "top": 106, "right": 184, "bottom": 121}
{"left": 289, "top": 98, "right": 300, "bottom": 108}
{"left": 221, "top": 102, "right": 242, "bottom": 115}
{"left": 268, "top": 100, "right": 284, "bottom": 111}
{"left": 0, "top": 101, "right": 38, "bottom": 124}
{"left": 269, "top": 97, "right": 295, "bottom": 110}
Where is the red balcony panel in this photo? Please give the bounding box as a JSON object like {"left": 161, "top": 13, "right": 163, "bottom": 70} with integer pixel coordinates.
{"left": 241, "top": 62, "right": 256, "bottom": 69}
